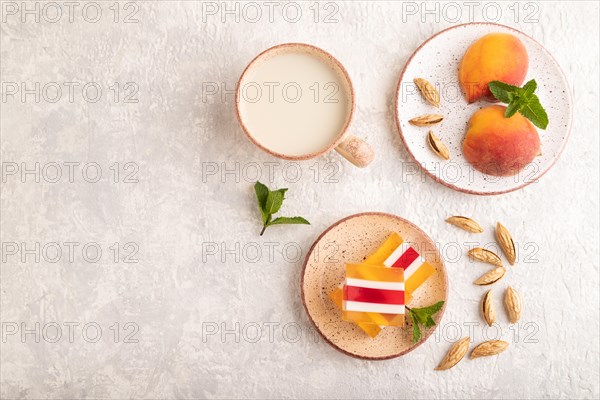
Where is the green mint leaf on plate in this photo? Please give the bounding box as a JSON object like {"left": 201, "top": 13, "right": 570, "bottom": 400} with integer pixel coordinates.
{"left": 424, "top": 316, "right": 436, "bottom": 328}
{"left": 413, "top": 301, "right": 445, "bottom": 315}
{"left": 411, "top": 312, "right": 422, "bottom": 343}
{"left": 520, "top": 94, "right": 549, "bottom": 129}
{"left": 488, "top": 80, "right": 518, "bottom": 104}
{"left": 408, "top": 301, "right": 445, "bottom": 343}
{"left": 488, "top": 79, "right": 549, "bottom": 130}
{"left": 504, "top": 99, "right": 521, "bottom": 118}
{"left": 412, "top": 309, "right": 429, "bottom": 325}
{"left": 254, "top": 181, "right": 310, "bottom": 236}
{"left": 522, "top": 79, "right": 537, "bottom": 96}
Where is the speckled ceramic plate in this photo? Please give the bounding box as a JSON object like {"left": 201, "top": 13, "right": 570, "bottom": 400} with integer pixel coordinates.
{"left": 395, "top": 23, "right": 572, "bottom": 195}
{"left": 301, "top": 212, "right": 448, "bottom": 360}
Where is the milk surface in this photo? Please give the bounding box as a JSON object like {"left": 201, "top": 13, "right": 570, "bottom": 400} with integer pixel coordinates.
{"left": 238, "top": 51, "right": 351, "bottom": 156}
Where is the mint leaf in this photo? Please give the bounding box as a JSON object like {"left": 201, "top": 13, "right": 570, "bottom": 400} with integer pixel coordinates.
{"left": 413, "top": 309, "right": 430, "bottom": 325}
{"left": 504, "top": 100, "right": 521, "bottom": 118}
{"left": 408, "top": 301, "right": 444, "bottom": 343}
{"left": 274, "top": 188, "right": 288, "bottom": 200}
{"left": 520, "top": 95, "right": 549, "bottom": 129}
{"left": 264, "top": 190, "right": 285, "bottom": 215}
{"left": 424, "top": 316, "right": 436, "bottom": 328}
{"left": 488, "top": 80, "right": 518, "bottom": 103}
{"left": 254, "top": 181, "right": 270, "bottom": 224}
{"left": 269, "top": 216, "right": 310, "bottom": 226}
{"left": 488, "top": 79, "right": 549, "bottom": 130}
{"left": 254, "top": 182, "right": 309, "bottom": 236}
{"left": 411, "top": 312, "right": 422, "bottom": 343}
{"left": 522, "top": 79, "right": 537, "bottom": 96}
{"left": 413, "top": 301, "right": 444, "bottom": 315}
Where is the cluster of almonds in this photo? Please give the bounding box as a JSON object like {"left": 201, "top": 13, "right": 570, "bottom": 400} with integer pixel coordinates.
{"left": 435, "top": 217, "right": 523, "bottom": 371}
{"left": 409, "top": 78, "right": 450, "bottom": 160}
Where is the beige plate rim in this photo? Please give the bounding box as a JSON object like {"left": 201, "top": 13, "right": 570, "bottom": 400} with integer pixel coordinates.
{"left": 300, "top": 212, "right": 449, "bottom": 360}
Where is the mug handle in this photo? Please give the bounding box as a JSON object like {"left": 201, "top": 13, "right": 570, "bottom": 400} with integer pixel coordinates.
{"left": 334, "top": 135, "right": 375, "bottom": 168}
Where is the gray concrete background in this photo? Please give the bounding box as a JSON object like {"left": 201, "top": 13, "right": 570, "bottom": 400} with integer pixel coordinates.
{"left": 1, "top": 1, "right": 599, "bottom": 399}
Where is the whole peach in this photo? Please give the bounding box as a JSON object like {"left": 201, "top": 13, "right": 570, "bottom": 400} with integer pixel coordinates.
{"left": 459, "top": 33, "right": 528, "bottom": 103}
{"left": 463, "top": 105, "right": 540, "bottom": 176}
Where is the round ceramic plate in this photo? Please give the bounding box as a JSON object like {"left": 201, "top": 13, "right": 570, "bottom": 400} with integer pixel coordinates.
{"left": 395, "top": 23, "right": 572, "bottom": 195}
{"left": 301, "top": 212, "right": 448, "bottom": 360}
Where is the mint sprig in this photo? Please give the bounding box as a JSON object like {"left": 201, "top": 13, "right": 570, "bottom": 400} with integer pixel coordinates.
{"left": 488, "top": 79, "right": 549, "bottom": 129}
{"left": 407, "top": 301, "right": 445, "bottom": 343}
{"left": 254, "top": 181, "right": 310, "bottom": 236}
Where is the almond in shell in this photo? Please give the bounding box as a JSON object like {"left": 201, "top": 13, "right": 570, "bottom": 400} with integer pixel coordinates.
{"left": 470, "top": 340, "right": 509, "bottom": 359}
{"left": 427, "top": 131, "right": 450, "bottom": 160}
{"left": 504, "top": 286, "right": 522, "bottom": 323}
{"left": 474, "top": 267, "right": 506, "bottom": 285}
{"left": 435, "top": 337, "right": 470, "bottom": 370}
{"left": 446, "top": 216, "right": 484, "bottom": 233}
{"left": 414, "top": 78, "right": 440, "bottom": 107}
{"left": 468, "top": 248, "right": 503, "bottom": 267}
{"left": 409, "top": 114, "right": 444, "bottom": 126}
{"left": 482, "top": 290, "right": 496, "bottom": 326}
{"left": 496, "top": 222, "right": 516, "bottom": 265}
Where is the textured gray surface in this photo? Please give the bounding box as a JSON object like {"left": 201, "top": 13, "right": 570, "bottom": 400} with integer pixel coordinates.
{"left": 1, "top": 1, "right": 599, "bottom": 399}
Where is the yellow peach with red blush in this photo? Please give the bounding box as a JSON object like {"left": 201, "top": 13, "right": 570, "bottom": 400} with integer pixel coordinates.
{"left": 463, "top": 105, "right": 540, "bottom": 176}
{"left": 459, "top": 33, "right": 529, "bottom": 103}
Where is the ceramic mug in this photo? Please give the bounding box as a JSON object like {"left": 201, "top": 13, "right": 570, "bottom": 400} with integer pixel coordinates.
{"left": 235, "top": 43, "right": 375, "bottom": 168}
